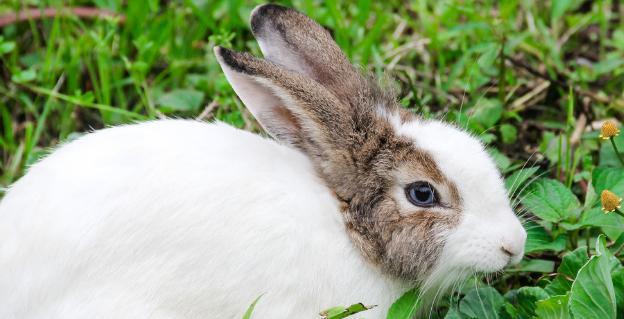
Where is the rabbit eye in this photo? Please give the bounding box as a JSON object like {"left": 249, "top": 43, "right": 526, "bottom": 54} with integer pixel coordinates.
{"left": 405, "top": 182, "right": 438, "bottom": 207}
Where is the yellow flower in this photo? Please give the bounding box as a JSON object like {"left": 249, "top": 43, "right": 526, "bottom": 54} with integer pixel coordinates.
{"left": 599, "top": 121, "right": 620, "bottom": 140}
{"left": 601, "top": 190, "right": 622, "bottom": 213}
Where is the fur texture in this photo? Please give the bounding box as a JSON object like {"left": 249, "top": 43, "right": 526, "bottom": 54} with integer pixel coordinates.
{"left": 0, "top": 3, "right": 526, "bottom": 318}
{"left": 0, "top": 121, "right": 407, "bottom": 318}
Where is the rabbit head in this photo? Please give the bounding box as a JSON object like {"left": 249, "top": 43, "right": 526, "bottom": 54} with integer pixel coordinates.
{"left": 214, "top": 4, "right": 526, "bottom": 292}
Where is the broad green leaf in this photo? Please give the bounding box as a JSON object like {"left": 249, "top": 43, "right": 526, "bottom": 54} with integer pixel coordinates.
{"left": 592, "top": 167, "right": 624, "bottom": 197}
{"left": 544, "top": 247, "right": 588, "bottom": 295}
{"left": 488, "top": 148, "right": 512, "bottom": 172}
{"left": 613, "top": 268, "right": 624, "bottom": 316}
{"left": 551, "top": 0, "right": 574, "bottom": 20}
{"left": 524, "top": 221, "right": 567, "bottom": 253}
{"left": 321, "top": 307, "right": 347, "bottom": 318}
{"left": 505, "top": 167, "right": 539, "bottom": 197}
{"left": 242, "top": 295, "right": 262, "bottom": 319}
{"left": 593, "top": 57, "right": 624, "bottom": 76}
{"left": 569, "top": 235, "right": 616, "bottom": 319}
{"left": 609, "top": 233, "right": 624, "bottom": 256}
{"left": 472, "top": 98, "right": 503, "bottom": 129}
{"left": 535, "top": 294, "right": 570, "bottom": 319}
{"left": 0, "top": 41, "right": 15, "bottom": 54}
{"left": 558, "top": 247, "right": 588, "bottom": 277}
{"left": 600, "top": 133, "right": 624, "bottom": 167}
{"left": 579, "top": 208, "right": 624, "bottom": 240}
{"left": 459, "top": 287, "right": 505, "bottom": 319}
{"left": 558, "top": 221, "right": 583, "bottom": 231}
{"left": 156, "top": 89, "right": 205, "bottom": 112}
{"left": 476, "top": 43, "right": 499, "bottom": 71}
{"left": 544, "top": 276, "right": 571, "bottom": 297}
{"left": 596, "top": 230, "right": 621, "bottom": 272}
{"left": 513, "top": 287, "right": 549, "bottom": 318}
{"left": 521, "top": 179, "right": 580, "bottom": 222}
{"left": 509, "top": 259, "right": 555, "bottom": 273}
{"left": 386, "top": 289, "right": 420, "bottom": 319}
{"left": 444, "top": 307, "right": 464, "bottom": 319}
{"left": 11, "top": 68, "right": 37, "bottom": 83}
{"left": 321, "top": 303, "right": 373, "bottom": 319}
{"left": 503, "top": 302, "right": 519, "bottom": 319}
{"left": 479, "top": 133, "right": 497, "bottom": 144}
{"left": 500, "top": 123, "right": 518, "bottom": 145}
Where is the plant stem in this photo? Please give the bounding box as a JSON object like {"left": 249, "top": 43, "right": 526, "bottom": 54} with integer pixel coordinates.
{"left": 570, "top": 229, "right": 579, "bottom": 249}
{"left": 615, "top": 208, "right": 624, "bottom": 219}
{"left": 498, "top": 37, "right": 506, "bottom": 107}
{"left": 610, "top": 138, "right": 624, "bottom": 166}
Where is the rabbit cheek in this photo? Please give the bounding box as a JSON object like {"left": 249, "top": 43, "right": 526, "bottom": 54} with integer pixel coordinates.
{"left": 382, "top": 208, "right": 460, "bottom": 280}
{"left": 365, "top": 151, "right": 463, "bottom": 280}
{"left": 335, "top": 139, "right": 464, "bottom": 281}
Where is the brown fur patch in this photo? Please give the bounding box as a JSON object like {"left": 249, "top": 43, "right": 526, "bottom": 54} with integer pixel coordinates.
{"left": 334, "top": 124, "right": 463, "bottom": 279}
{"left": 250, "top": 4, "right": 363, "bottom": 105}
{"left": 216, "top": 5, "right": 465, "bottom": 282}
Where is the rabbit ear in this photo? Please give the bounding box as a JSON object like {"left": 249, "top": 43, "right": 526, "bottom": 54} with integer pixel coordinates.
{"left": 250, "top": 4, "right": 361, "bottom": 103}
{"left": 214, "top": 46, "right": 349, "bottom": 150}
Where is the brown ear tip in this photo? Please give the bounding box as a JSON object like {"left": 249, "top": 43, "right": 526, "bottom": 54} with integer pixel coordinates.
{"left": 213, "top": 46, "right": 230, "bottom": 63}
{"left": 213, "top": 46, "right": 223, "bottom": 56}
{"left": 250, "top": 3, "right": 290, "bottom": 35}
{"left": 213, "top": 46, "right": 255, "bottom": 75}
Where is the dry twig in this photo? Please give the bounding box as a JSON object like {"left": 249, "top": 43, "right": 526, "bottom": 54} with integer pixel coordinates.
{"left": 0, "top": 7, "right": 125, "bottom": 27}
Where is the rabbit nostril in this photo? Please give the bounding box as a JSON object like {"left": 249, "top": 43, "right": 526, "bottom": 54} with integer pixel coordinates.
{"left": 501, "top": 246, "right": 514, "bottom": 257}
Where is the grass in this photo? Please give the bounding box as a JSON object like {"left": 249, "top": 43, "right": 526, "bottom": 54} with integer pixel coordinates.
{"left": 1, "top": 0, "right": 624, "bottom": 318}
{"left": 1, "top": 1, "right": 622, "bottom": 186}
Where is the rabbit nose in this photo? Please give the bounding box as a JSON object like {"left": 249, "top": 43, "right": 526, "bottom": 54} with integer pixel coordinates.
{"left": 500, "top": 214, "right": 527, "bottom": 265}
{"left": 501, "top": 245, "right": 514, "bottom": 257}
{"left": 501, "top": 232, "right": 526, "bottom": 265}
{"left": 500, "top": 244, "right": 523, "bottom": 265}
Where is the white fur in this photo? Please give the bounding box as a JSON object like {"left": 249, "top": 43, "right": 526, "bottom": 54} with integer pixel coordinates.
{"left": 394, "top": 119, "right": 527, "bottom": 291}
{"left": 0, "top": 120, "right": 407, "bottom": 318}
{"left": 1, "top": 6, "right": 526, "bottom": 316}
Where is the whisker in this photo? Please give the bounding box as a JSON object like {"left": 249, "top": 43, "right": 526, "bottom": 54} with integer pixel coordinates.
{"left": 506, "top": 151, "right": 538, "bottom": 198}
{"left": 510, "top": 171, "right": 548, "bottom": 210}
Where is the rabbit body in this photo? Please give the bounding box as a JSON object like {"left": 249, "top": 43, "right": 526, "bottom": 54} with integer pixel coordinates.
{"left": 1, "top": 3, "right": 527, "bottom": 318}
{"left": 0, "top": 120, "right": 405, "bottom": 319}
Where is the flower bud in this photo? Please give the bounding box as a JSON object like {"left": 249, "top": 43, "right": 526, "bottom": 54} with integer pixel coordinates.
{"left": 599, "top": 121, "right": 620, "bottom": 140}
{"left": 601, "top": 190, "right": 622, "bottom": 213}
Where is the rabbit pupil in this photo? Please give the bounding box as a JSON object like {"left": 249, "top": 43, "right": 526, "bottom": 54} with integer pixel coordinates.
{"left": 405, "top": 182, "right": 437, "bottom": 207}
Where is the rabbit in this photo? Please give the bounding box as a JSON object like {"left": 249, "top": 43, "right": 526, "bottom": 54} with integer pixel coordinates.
{"left": 0, "top": 3, "right": 527, "bottom": 319}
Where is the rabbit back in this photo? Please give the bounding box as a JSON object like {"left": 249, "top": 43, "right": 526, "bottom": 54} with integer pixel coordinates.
{"left": 0, "top": 120, "right": 403, "bottom": 318}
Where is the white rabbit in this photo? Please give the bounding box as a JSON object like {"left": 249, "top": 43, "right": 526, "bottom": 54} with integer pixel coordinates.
{"left": 0, "top": 4, "right": 526, "bottom": 319}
